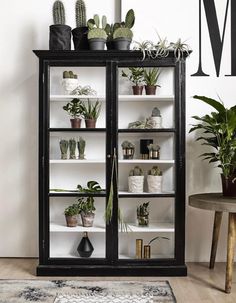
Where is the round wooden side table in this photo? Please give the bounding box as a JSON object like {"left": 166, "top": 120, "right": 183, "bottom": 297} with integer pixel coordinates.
{"left": 189, "top": 193, "right": 236, "bottom": 294}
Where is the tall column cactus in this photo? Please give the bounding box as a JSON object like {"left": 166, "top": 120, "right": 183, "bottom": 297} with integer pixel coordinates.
{"left": 76, "top": 0, "right": 87, "bottom": 27}
{"left": 53, "top": 0, "right": 66, "bottom": 25}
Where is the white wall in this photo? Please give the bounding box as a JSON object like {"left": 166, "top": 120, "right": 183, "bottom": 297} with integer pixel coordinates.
{"left": 0, "top": 0, "right": 234, "bottom": 261}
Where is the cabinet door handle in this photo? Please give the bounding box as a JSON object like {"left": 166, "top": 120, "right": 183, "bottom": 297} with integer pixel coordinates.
{"left": 107, "top": 154, "right": 111, "bottom": 158}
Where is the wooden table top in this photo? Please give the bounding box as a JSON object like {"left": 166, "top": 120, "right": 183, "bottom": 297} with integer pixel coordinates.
{"left": 189, "top": 193, "right": 236, "bottom": 213}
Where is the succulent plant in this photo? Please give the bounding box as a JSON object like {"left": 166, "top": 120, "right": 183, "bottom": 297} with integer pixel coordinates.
{"left": 70, "top": 85, "right": 97, "bottom": 96}
{"left": 144, "top": 68, "right": 161, "bottom": 86}
{"left": 122, "top": 67, "right": 144, "bottom": 86}
{"left": 113, "top": 27, "right": 133, "bottom": 40}
{"left": 69, "top": 138, "right": 76, "bottom": 159}
{"left": 53, "top": 0, "right": 66, "bottom": 25}
{"left": 113, "top": 9, "right": 135, "bottom": 40}
{"left": 121, "top": 140, "right": 135, "bottom": 149}
{"left": 63, "top": 71, "right": 78, "bottom": 79}
{"left": 87, "top": 15, "right": 107, "bottom": 40}
{"left": 105, "top": 23, "right": 120, "bottom": 41}
{"left": 170, "top": 38, "right": 190, "bottom": 61}
{"left": 78, "top": 137, "right": 86, "bottom": 159}
{"left": 64, "top": 204, "right": 78, "bottom": 216}
{"left": 137, "top": 202, "right": 149, "bottom": 216}
{"left": 75, "top": 0, "right": 87, "bottom": 28}
{"left": 129, "top": 166, "right": 144, "bottom": 176}
{"left": 63, "top": 98, "right": 83, "bottom": 119}
{"left": 151, "top": 107, "right": 161, "bottom": 117}
{"left": 148, "top": 144, "right": 160, "bottom": 152}
{"left": 148, "top": 165, "right": 162, "bottom": 176}
{"left": 59, "top": 139, "right": 68, "bottom": 159}
{"left": 80, "top": 100, "right": 101, "bottom": 120}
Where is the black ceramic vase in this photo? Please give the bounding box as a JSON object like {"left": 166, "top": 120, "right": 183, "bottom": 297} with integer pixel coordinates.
{"left": 72, "top": 27, "right": 89, "bottom": 50}
{"left": 49, "top": 25, "right": 71, "bottom": 50}
{"left": 77, "top": 232, "right": 94, "bottom": 258}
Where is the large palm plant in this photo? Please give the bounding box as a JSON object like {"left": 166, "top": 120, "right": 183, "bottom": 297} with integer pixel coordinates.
{"left": 189, "top": 95, "right": 236, "bottom": 179}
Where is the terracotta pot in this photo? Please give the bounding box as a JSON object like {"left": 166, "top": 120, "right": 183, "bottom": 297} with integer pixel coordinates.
{"left": 85, "top": 119, "right": 96, "bottom": 128}
{"left": 145, "top": 85, "right": 157, "bottom": 95}
{"left": 81, "top": 213, "right": 95, "bottom": 227}
{"left": 132, "top": 85, "right": 143, "bottom": 95}
{"left": 65, "top": 215, "right": 78, "bottom": 227}
{"left": 221, "top": 174, "right": 236, "bottom": 197}
{"left": 70, "top": 118, "right": 81, "bottom": 128}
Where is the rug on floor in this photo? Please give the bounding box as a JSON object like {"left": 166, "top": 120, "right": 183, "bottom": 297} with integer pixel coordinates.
{"left": 0, "top": 280, "right": 176, "bottom": 303}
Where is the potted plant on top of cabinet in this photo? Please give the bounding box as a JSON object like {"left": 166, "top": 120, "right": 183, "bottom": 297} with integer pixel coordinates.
{"left": 113, "top": 9, "right": 135, "bottom": 50}
{"left": 80, "top": 100, "right": 102, "bottom": 128}
{"left": 87, "top": 15, "right": 107, "bottom": 50}
{"left": 72, "top": 0, "right": 89, "bottom": 50}
{"left": 189, "top": 95, "right": 236, "bottom": 197}
{"left": 122, "top": 67, "right": 144, "bottom": 95}
{"left": 63, "top": 98, "right": 83, "bottom": 128}
{"left": 49, "top": 0, "right": 71, "bottom": 50}
{"left": 147, "top": 166, "right": 163, "bottom": 193}
{"left": 143, "top": 68, "right": 161, "bottom": 95}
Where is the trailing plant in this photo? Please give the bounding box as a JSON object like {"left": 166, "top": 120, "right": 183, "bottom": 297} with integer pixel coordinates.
{"left": 87, "top": 15, "right": 107, "bottom": 40}
{"left": 71, "top": 85, "right": 97, "bottom": 96}
{"left": 69, "top": 138, "right": 76, "bottom": 159}
{"left": 143, "top": 68, "right": 161, "bottom": 86}
{"left": 75, "top": 0, "right": 87, "bottom": 28}
{"left": 78, "top": 137, "right": 86, "bottom": 159}
{"left": 137, "top": 202, "right": 149, "bottom": 217}
{"left": 63, "top": 98, "right": 83, "bottom": 119}
{"left": 113, "top": 9, "right": 135, "bottom": 40}
{"left": 59, "top": 139, "right": 68, "bottom": 160}
{"left": 63, "top": 71, "right": 78, "bottom": 79}
{"left": 77, "top": 180, "right": 104, "bottom": 193}
{"left": 122, "top": 67, "right": 144, "bottom": 86}
{"left": 147, "top": 236, "right": 170, "bottom": 246}
{"left": 77, "top": 197, "right": 96, "bottom": 214}
{"left": 64, "top": 204, "right": 78, "bottom": 216}
{"left": 148, "top": 165, "right": 162, "bottom": 176}
{"left": 151, "top": 107, "right": 161, "bottom": 117}
{"left": 129, "top": 166, "right": 144, "bottom": 176}
{"left": 189, "top": 95, "right": 236, "bottom": 178}
{"left": 121, "top": 140, "right": 135, "bottom": 149}
{"left": 80, "top": 100, "right": 102, "bottom": 120}
{"left": 53, "top": 0, "right": 65, "bottom": 25}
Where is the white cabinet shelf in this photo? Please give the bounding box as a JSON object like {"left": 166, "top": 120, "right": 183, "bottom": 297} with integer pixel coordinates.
{"left": 119, "top": 159, "right": 174, "bottom": 164}
{"left": 50, "top": 159, "right": 105, "bottom": 164}
{"left": 125, "top": 222, "right": 174, "bottom": 233}
{"left": 50, "top": 95, "right": 105, "bottom": 101}
{"left": 119, "top": 95, "right": 174, "bottom": 102}
{"left": 50, "top": 222, "right": 105, "bottom": 233}
{"left": 119, "top": 254, "right": 174, "bottom": 259}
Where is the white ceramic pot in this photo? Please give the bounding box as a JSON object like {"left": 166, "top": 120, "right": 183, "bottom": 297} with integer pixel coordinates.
{"left": 150, "top": 116, "right": 162, "bottom": 128}
{"left": 62, "top": 78, "right": 78, "bottom": 94}
{"left": 128, "top": 176, "right": 144, "bottom": 193}
{"left": 147, "top": 175, "right": 163, "bottom": 193}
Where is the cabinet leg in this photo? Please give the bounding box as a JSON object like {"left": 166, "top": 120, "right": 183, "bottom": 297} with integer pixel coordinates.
{"left": 209, "top": 211, "right": 223, "bottom": 269}
{"left": 225, "top": 213, "right": 236, "bottom": 293}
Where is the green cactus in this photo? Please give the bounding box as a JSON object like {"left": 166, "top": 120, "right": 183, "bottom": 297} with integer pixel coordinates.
{"left": 53, "top": 0, "right": 65, "bottom": 25}
{"left": 102, "top": 16, "right": 107, "bottom": 29}
{"left": 69, "top": 138, "right": 77, "bottom": 159}
{"left": 59, "top": 139, "right": 68, "bottom": 160}
{"left": 137, "top": 202, "right": 149, "bottom": 216}
{"left": 148, "top": 166, "right": 162, "bottom": 176}
{"left": 121, "top": 140, "right": 135, "bottom": 149}
{"left": 129, "top": 166, "right": 144, "bottom": 176}
{"left": 94, "top": 14, "right": 100, "bottom": 28}
{"left": 75, "top": 0, "right": 87, "bottom": 27}
{"left": 78, "top": 137, "right": 86, "bottom": 159}
{"left": 151, "top": 107, "right": 161, "bottom": 117}
{"left": 87, "top": 15, "right": 107, "bottom": 40}
{"left": 125, "top": 9, "right": 135, "bottom": 29}
{"left": 69, "top": 71, "right": 74, "bottom": 78}
{"left": 63, "top": 71, "right": 70, "bottom": 78}
{"left": 148, "top": 143, "right": 160, "bottom": 152}
{"left": 113, "top": 27, "right": 133, "bottom": 40}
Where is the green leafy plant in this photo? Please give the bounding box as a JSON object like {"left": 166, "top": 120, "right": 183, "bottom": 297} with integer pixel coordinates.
{"left": 71, "top": 85, "right": 97, "bottom": 96}
{"left": 64, "top": 204, "right": 78, "bottom": 216}
{"left": 137, "top": 202, "right": 149, "bottom": 217}
{"left": 143, "top": 68, "right": 161, "bottom": 86}
{"left": 80, "top": 100, "right": 102, "bottom": 120}
{"left": 87, "top": 15, "right": 107, "bottom": 40}
{"left": 113, "top": 9, "right": 135, "bottom": 40}
{"left": 63, "top": 98, "right": 83, "bottom": 119}
{"left": 75, "top": 0, "right": 87, "bottom": 27}
{"left": 77, "top": 197, "right": 96, "bottom": 214}
{"left": 53, "top": 0, "right": 65, "bottom": 25}
{"left": 148, "top": 165, "right": 162, "bottom": 176}
{"left": 129, "top": 166, "right": 144, "bottom": 176}
{"left": 77, "top": 181, "right": 104, "bottom": 193}
{"left": 122, "top": 67, "right": 144, "bottom": 86}
{"left": 128, "top": 118, "right": 155, "bottom": 129}
{"left": 63, "top": 71, "right": 78, "bottom": 79}
{"left": 189, "top": 95, "right": 236, "bottom": 178}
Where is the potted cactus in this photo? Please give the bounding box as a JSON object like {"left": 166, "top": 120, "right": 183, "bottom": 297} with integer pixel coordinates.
{"left": 147, "top": 166, "right": 163, "bottom": 193}
{"left": 63, "top": 98, "right": 83, "bottom": 128}
{"left": 64, "top": 204, "right": 79, "bottom": 227}
{"left": 113, "top": 9, "right": 135, "bottom": 50}
{"left": 121, "top": 140, "right": 135, "bottom": 159}
{"left": 105, "top": 23, "right": 119, "bottom": 50}
{"left": 87, "top": 15, "right": 107, "bottom": 50}
{"left": 143, "top": 68, "right": 161, "bottom": 95}
{"left": 78, "top": 137, "right": 86, "bottom": 159}
{"left": 62, "top": 71, "right": 78, "bottom": 94}
{"left": 49, "top": 0, "right": 71, "bottom": 50}
{"left": 69, "top": 138, "right": 77, "bottom": 159}
{"left": 122, "top": 67, "right": 144, "bottom": 95}
{"left": 80, "top": 100, "right": 102, "bottom": 128}
{"left": 137, "top": 202, "right": 149, "bottom": 226}
{"left": 150, "top": 107, "right": 162, "bottom": 128}
{"left": 77, "top": 197, "right": 96, "bottom": 227}
{"left": 128, "top": 166, "right": 144, "bottom": 193}
{"left": 59, "top": 139, "right": 69, "bottom": 160}
{"left": 72, "top": 0, "right": 89, "bottom": 50}
{"left": 147, "top": 143, "right": 160, "bottom": 160}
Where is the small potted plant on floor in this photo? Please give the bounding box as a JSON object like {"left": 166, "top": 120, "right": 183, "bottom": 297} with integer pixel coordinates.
{"left": 77, "top": 197, "right": 96, "bottom": 227}
{"left": 49, "top": 0, "right": 71, "bottom": 50}
{"left": 137, "top": 202, "right": 149, "bottom": 226}
{"left": 189, "top": 95, "right": 236, "bottom": 197}
{"left": 122, "top": 67, "right": 144, "bottom": 95}
{"left": 113, "top": 9, "right": 135, "bottom": 50}
{"left": 128, "top": 166, "right": 144, "bottom": 193}
{"left": 64, "top": 204, "right": 79, "bottom": 227}
{"left": 149, "top": 107, "right": 162, "bottom": 128}
{"left": 62, "top": 71, "right": 78, "bottom": 94}
{"left": 80, "top": 100, "right": 102, "bottom": 128}
{"left": 72, "top": 0, "right": 89, "bottom": 50}
{"left": 147, "top": 166, "right": 163, "bottom": 193}
{"left": 87, "top": 15, "right": 107, "bottom": 50}
{"left": 143, "top": 68, "right": 161, "bottom": 95}
{"left": 121, "top": 140, "right": 135, "bottom": 159}
{"left": 63, "top": 98, "right": 83, "bottom": 128}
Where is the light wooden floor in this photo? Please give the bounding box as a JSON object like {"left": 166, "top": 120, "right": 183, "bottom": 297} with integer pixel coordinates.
{"left": 0, "top": 259, "right": 235, "bottom": 302}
